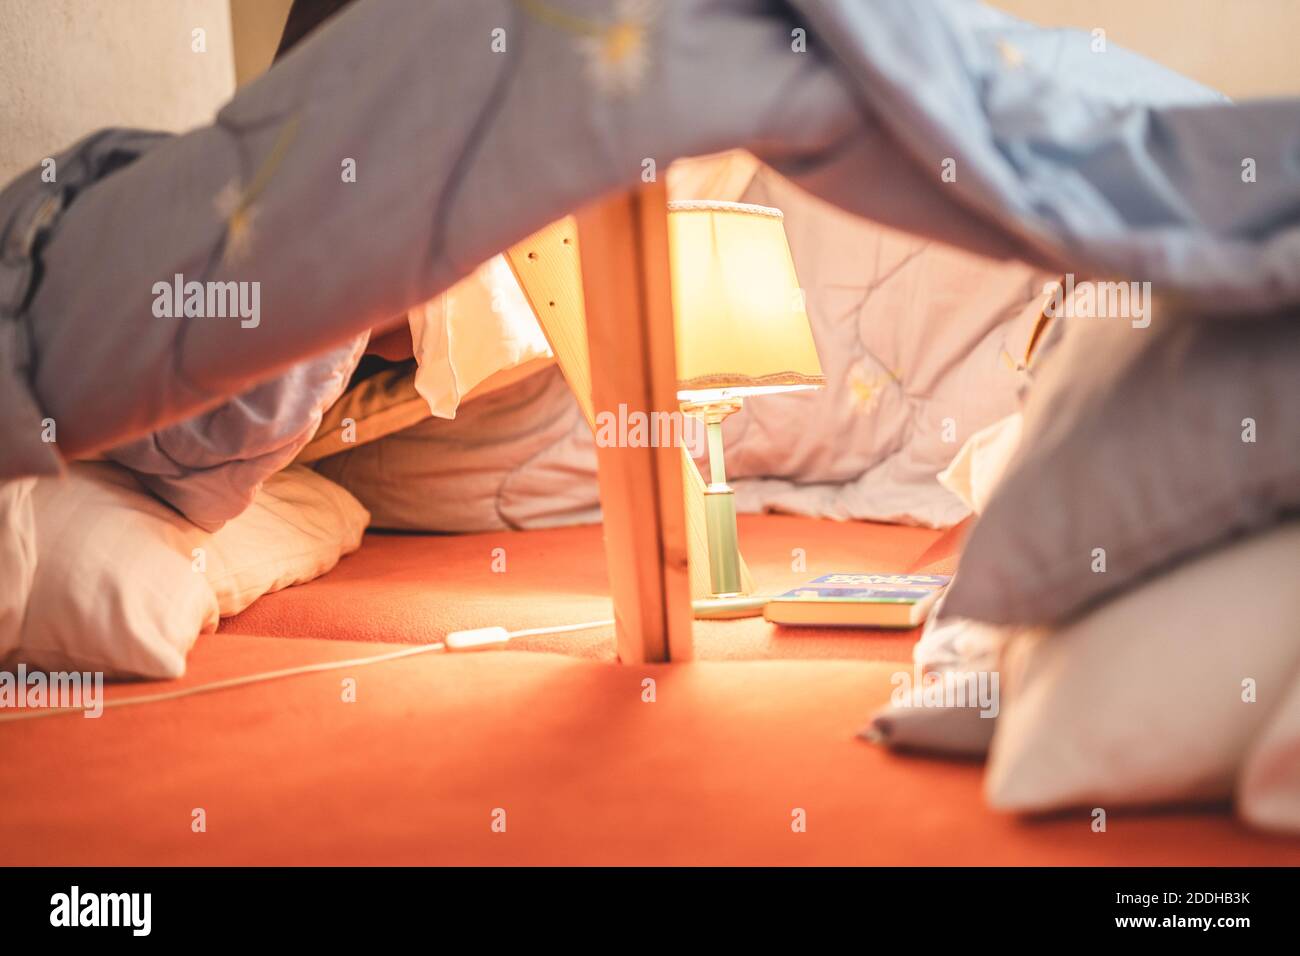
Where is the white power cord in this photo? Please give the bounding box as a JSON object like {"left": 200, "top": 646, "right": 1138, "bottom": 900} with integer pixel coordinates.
{"left": 0, "top": 619, "right": 615, "bottom": 723}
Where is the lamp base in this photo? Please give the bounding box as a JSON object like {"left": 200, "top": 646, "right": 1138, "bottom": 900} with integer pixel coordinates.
{"left": 692, "top": 594, "right": 769, "bottom": 619}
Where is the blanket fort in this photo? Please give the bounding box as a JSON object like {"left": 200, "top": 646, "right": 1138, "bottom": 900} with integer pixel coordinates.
{"left": 2, "top": 0, "right": 1298, "bottom": 480}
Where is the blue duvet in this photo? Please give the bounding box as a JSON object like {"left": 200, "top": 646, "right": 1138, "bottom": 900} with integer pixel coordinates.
{"left": 1, "top": 0, "right": 1296, "bottom": 523}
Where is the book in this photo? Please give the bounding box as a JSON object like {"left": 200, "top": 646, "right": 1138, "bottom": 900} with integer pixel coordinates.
{"left": 763, "top": 573, "right": 951, "bottom": 629}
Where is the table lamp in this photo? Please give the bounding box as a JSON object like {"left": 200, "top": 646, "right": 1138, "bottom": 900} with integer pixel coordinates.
{"left": 668, "top": 200, "right": 826, "bottom": 618}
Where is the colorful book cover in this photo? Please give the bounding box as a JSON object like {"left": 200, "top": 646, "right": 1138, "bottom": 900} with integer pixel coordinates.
{"left": 775, "top": 573, "right": 951, "bottom": 604}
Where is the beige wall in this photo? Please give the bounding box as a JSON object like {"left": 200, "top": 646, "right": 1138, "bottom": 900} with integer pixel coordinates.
{"left": 227, "top": 1, "right": 1300, "bottom": 98}
{"left": 229, "top": 0, "right": 292, "bottom": 87}
{"left": 991, "top": 0, "right": 1300, "bottom": 98}
{"left": 0, "top": 0, "right": 236, "bottom": 182}
{"left": 1, "top": 0, "right": 1293, "bottom": 185}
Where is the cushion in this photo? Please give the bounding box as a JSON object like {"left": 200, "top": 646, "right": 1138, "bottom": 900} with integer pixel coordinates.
{"left": 864, "top": 413, "right": 1028, "bottom": 756}
{"left": 4, "top": 462, "right": 368, "bottom": 679}
{"left": 294, "top": 361, "right": 432, "bottom": 465}
{"left": 1239, "top": 673, "right": 1300, "bottom": 833}
{"left": 936, "top": 412, "right": 1022, "bottom": 517}
{"left": 945, "top": 311, "right": 1300, "bottom": 626}
{"left": 199, "top": 465, "right": 370, "bottom": 615}
{"left": 294, "top": 252, "right": 554, "bottom": 469}
{"left": 312, "top": 364, "right": 598, "bottom": 532}
{"left": 985, "top": 519, "right": 1300, "bottom": 822}
{"left": 407, "top": 254, "right": 553, "bottom": 419}
{"left": 862, "top": 696, "right": 999, "bottom": 758}
{"left": 294, "top": 356, "right": 557, "bottom": 467}
{"left": 898, "top": 412, "right": 1026, "bottom": 677}
{"left": 0, "top": 477, "right": 37, "bottom": 660}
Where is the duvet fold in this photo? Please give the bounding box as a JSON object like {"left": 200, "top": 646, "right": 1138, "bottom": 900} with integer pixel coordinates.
{"left": 2, "top": 0, "right": 1298, "bottom": 491}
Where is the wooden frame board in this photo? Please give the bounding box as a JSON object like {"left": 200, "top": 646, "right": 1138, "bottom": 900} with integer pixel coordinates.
{"left": 506, "top": 185, "right": 753, "bottom": 662}
{"left": 574, "top": 184, "right": 693, "bottom": 663}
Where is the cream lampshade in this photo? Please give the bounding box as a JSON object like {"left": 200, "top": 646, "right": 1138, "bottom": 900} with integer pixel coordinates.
{"left": 669, "top": 200, "right": 825, "bottom": 402}
{"left": 666, "top": 200, "right": 825, "bottom": 616}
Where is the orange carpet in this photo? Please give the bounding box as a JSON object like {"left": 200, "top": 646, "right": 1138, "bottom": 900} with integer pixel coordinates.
{"left": 11, "top": 515, "right": 1284, "bottom": 865}
{"left": 2, "top": 632, "right": 1294, "bottom": 866}
{"left": 221, "top": 514, "right": 967, "bottom": 662}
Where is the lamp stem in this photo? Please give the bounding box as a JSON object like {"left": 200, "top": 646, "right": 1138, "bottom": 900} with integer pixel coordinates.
{"left": 706, "top": 419, "right": 728, "bottom": 485}
{"left": 703, "top": 418, "right": 742, "bottom": 597}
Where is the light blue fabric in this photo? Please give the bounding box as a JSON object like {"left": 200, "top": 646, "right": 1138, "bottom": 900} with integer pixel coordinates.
{"left": 104, "top": 330, "right": 365, "bottom": 530}
{"left": 0, "top": 129, "right": 368, "bottom": 527}
{"left": 780, "top": 0, "right": 1300, "bottom": 311}
{"left": 4, "top": 0, "right": 1299, "bottom": 515}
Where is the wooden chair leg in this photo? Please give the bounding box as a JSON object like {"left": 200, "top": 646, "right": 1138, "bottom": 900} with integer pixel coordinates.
{"left": 573, "top": 185, "right": 693, "bottom": 663}
{"left": 507, "top": 186, "right": 752, "bottom": 662}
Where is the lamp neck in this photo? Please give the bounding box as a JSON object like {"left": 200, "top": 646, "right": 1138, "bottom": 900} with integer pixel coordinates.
{"left": 706, "top": 419, "right": 727, "bottom": 485}
{"left": 681, "top": 398, "right": 742, "bottom": 488}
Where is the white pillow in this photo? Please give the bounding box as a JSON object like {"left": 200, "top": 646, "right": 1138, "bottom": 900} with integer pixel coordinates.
{"left": 986, "top": 520, "right": 1300, "bottom": 820}
{"left": 201, "top": 465, "right": 369, "bottom": 615}
{"left": 915, "top": 412, "right": 1025, "bottom": 674}
{"left": 408, "top": 255, "right": 553, "bottom": 419}
{"left": 1238, "top": 672, "right": 1300, "bottom": 833}
{"left": 937, "top": 412, "right": 1022, "bottom": 516}
{"left": 0, "top": 478, "right": 37, "bottom": 660}
{"left": 5, "top": 463, "right": 369, "bottom": 679}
